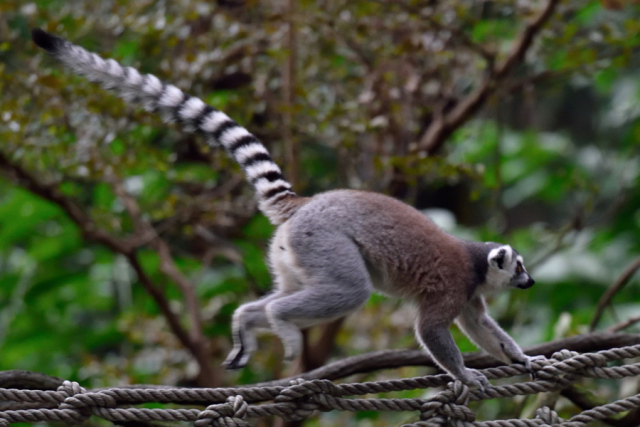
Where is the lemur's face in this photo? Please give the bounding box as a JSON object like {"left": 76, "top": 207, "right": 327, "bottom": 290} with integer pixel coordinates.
{"left": 485, "top": 245, "right": 535, "bottom": 292}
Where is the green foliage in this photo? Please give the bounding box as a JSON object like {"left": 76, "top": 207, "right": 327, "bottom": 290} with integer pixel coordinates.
{"left": 1, "top": 1, "right": 640, "bottom": 425}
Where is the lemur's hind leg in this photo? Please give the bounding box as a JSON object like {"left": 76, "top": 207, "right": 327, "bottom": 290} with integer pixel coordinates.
{"left": 265, "top": 235, "right": 373, "bottom": 363}
{"left": 265, "top": 284, "right": 371, "bottom": 362}
{"left": 223, "top": 292, "right": 284, "bottom": 369}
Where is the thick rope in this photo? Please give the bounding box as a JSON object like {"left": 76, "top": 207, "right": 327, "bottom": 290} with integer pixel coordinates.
{"left": 1, "top": 344, "right": 639, "bottom": 426}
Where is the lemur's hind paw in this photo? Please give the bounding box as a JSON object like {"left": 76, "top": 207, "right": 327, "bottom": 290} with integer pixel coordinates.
{"left": 459, "top": 368, "right": 490, "bottom": 391}
{"left": 222, "top": 346, "right": 249, "bottom": 370}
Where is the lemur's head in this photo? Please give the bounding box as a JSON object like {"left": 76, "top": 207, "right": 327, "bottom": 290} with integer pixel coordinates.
{"left": 484, "top": 244, "right": 534, "bottom": 292}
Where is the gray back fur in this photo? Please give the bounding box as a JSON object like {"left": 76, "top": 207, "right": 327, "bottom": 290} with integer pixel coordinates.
{"left": 286, "top": 190, "right": 473, "bottom": 324}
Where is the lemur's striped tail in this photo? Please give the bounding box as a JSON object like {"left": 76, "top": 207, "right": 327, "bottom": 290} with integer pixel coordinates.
{"left": 32, "top": 28, "right": 305, "bottom": 225}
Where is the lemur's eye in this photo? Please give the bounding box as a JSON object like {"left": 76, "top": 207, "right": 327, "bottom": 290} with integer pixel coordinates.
{"left": 516, "top": 264, "right": 523, "bottom": 274}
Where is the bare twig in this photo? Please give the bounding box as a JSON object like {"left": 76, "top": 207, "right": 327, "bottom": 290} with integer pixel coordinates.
{"left": 528, "top": 213, "right": 583, "bottom": 272}
{"left": 108, "top": 178, "right": 203, "bottom": 333}
{"left": 137, "top": 174, "right": 247, "bottom": 247}
{"left": 124, "top": 254, "right": 196, "bottom": 358}
{"left": 109, "top": 177, "right": 218, "bottom": 386}
{"left": 608, "top": 315, "right": 640, "bottom": 333}
{"left": 591, "top": 254, "right": 640, "bottom": 331}
{"left": 415, "top": 0, "right": 559, "bottom": 155}
{"left": 493, "top": 1, "right": 557, "bottom": 79}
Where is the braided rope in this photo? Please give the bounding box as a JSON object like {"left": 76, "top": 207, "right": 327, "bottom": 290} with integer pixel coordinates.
{"left": 1, "top": 344, "right": 639, "bottom": 426}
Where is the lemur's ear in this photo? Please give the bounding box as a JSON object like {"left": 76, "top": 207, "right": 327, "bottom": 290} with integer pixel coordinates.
{"left": 489, "top": 248, "right": 507, "bottom": 269}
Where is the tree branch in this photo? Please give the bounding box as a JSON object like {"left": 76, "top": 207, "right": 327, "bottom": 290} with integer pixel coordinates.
{"left": 302, "top": 318, "right": 345, "bottom": 371}
{"left": 591, "top": 254, "right": 640, "bottom": 331}
{"left": 109, "top": 178, "right": 205, "bottom": 338}
{"left": 109, "top": 177, "right": 218, "bottom": 387}
{"left": 5, "top": 332, "right": 638, "bottom": 391}
{"left": 0, "top": 151, "right": 132, "bottom": 255}
{"left": 253, "top": 331, "right": 640, "bottom": 387}
{"left": 124, "top": 254, "right": 198, "bottom": 360}
{"left": 415, "top": 0, "right": 559, "bottom": 155}
{"left": 0, "top": 151, "right": 218, "bottom": 386}
{"left": 0, "top": 370, "right": 63, "bottom": 390}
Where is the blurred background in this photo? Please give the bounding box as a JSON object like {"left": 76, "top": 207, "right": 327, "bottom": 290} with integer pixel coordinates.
{"left": 1, "top": 0, "right": 640, "bottom": 425}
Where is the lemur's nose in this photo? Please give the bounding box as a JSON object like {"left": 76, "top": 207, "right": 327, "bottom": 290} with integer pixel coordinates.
{"left": 517, "top": 276, "right": 535, "bottom": 289}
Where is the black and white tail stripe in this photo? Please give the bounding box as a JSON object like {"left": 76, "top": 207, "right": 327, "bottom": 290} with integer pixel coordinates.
{"left": 32, "top": 28, "right": 297, "bottom": 224}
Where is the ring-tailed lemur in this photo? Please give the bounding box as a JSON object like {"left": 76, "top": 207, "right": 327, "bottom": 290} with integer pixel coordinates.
{"left": 32, "top": 28, "right": 537, "bottom": 389}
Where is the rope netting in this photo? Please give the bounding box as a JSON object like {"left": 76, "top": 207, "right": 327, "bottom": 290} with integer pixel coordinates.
{"left": 1, "top": 345, "right": 639, "bottom": 427}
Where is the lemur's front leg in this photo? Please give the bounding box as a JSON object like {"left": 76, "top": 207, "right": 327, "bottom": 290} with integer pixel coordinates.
{"left": 415, "top": 309, "right": 490, "bottom": 390}
{"left": 456, "top": 295, "right": 539, "bottom": 379}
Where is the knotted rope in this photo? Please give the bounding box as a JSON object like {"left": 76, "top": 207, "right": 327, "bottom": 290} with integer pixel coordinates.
{"left": 1, "top": 344, "right": 639, "bottom": 426}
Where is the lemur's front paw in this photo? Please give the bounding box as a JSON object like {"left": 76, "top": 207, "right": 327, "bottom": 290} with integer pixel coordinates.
{"left": 458, "top": 368, "right": 490, "bottom": 391}
{"left": 513, "top": 355, "right": 546, "bottom": 380}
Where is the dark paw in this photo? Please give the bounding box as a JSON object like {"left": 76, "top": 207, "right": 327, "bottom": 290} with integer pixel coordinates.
{"left": 222, "top": 347, "right": 246, "bottom": 370}
{"left": 459, "top": 369, "right": 490, "bottom": 391}
{"left": 513, "top": 355, "right": 545, "bottom": 381}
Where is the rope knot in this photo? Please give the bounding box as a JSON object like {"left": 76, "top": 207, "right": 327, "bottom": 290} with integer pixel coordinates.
{"left": 276, "top": 378, "right": 341, "bottom": 401}
{"left": 552, "top": 350, "right": 578, "bottom": 361}
{"left": 419, "top": 381, "right": 476, "bottom": 425}
{"left": 273, "top": 378, "right": 329, "bottom": 421}
{"left": 56, "top": 381, "right": 92, "bottom": 423}
{"left": 535, "top": 406, "right": 563, "bottom": 426}
{"left": 195, "top": 395, "right": 250, "bottom": 427}
{"left": 58, "top": 380, "right": 86, "bottom": 398}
